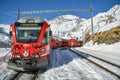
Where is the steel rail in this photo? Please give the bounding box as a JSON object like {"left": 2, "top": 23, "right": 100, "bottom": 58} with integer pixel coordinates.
{"left": 70, "top": 48, "right": 120, "bottom": 79}
{"left": 72, "top": 48, "right": 120, "bottom": 68}
{"left": 9, "top": 72, "right": 23, "bottom": 80}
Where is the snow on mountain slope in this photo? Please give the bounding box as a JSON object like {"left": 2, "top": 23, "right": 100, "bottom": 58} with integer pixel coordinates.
{"left": 0, "top": 5, "right": 120, "bottom": 44}
{"left": 49, "top": 5, "right": 120, "bottom": 40}
{"left": 107, "top": 5, "right": 120, "bottom": 21}
{"left": 49, "top": 15, "right": 86, "bottom": 39}
{"left": 90, "top": 5, "right": 120, "bottom": 33}
{"left": 0, "top": 24, "right": 10, "bottom": 33}
{"left": 0, "top": 24, "right": 10, "bottom": 44}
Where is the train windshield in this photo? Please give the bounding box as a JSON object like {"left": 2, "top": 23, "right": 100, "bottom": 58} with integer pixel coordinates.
{"left": 16, "top": 26, "right": 42, "bottom": 43}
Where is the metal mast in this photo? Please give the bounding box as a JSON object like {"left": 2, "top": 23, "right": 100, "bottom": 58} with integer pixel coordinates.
{"left": 18, "top": 9, "right": 20, "bottom": 20}
{"left": 90, "top": 4, "right": 94, "bottom": 44}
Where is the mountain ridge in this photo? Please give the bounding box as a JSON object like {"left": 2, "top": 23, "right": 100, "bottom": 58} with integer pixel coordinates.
{"left": 49, "top": 5, "right": 120, "bottom": 40}
{"left": 0, "top": 5, "right": 120, "bottom": 45}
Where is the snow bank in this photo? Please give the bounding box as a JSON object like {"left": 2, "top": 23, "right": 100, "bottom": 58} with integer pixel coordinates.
{"left": 0, "top": 48, "right": 11, "bottom": 57}
{"left": 0, "top": 24, "right": 10, "bottom": 43}
{"left": 82, "top": 41, "right": 120, "bottom": 54}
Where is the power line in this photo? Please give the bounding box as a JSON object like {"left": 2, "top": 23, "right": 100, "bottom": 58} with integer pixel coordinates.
{"left": 20, "top": 8, "right": 90, "bottom": 14}
{"left": 4, "top": 11, "right": 17, "bottom": 17}
{"left": 5, "top": 13, "right": 17, "bottom": 17}
{"left": 18, "top": 7, "right": 94, "bottom": 44}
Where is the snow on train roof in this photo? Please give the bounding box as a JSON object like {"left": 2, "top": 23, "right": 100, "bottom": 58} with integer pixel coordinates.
{"left": 17, "top": 17, "right": 45, "bottom": 23}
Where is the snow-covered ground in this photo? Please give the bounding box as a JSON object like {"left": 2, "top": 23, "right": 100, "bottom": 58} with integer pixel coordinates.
{"left": 43, "top": 50, "right": 103, "bottom": 80}
{"left": 0, "top": 63, "right": 15, "bottom": 80}
{"left": 0, "top": 47, "right": 120, "bottom": 80}
{"left": 75, "top": 46, "right": 120, "bottom": 65}
{"left": 0, "top": 48, "right": 11, "bottom": 64}
{"left": 36, "top": 48, "right": 119, "bottom": 80}
{"left": 0, "top": 48, "right": 11, "bottom": 57}
{"left": 82, "top": 41, "right": 120, "bottom": 54}
{"left": 72, "top": 48, "right": 120, "bottom": 78}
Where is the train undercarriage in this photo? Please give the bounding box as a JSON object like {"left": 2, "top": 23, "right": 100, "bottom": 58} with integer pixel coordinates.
{"left": 8, "top": 58, "right": 49, "bottom": 71}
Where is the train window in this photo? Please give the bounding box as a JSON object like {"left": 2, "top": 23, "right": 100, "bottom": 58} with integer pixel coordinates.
{"left": 41, "top": 30, "right": 48, "bottom": 45}
{"left": 16, "top": 26, "right": 42, "bottom": 43}
{"left": 41, "top": 28, "right": 51, "bottom": 45}
{"left": 9, "top": 31, "right": 12, "bottom": 38}
{"left": 49, "top": 30, "right": 52, "bottom": 36}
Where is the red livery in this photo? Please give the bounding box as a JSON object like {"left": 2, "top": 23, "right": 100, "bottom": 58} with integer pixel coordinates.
{"left": 8, "top": 18, "right": 52, "bottom": 71}
{"left": 8, "top": 17, "right": 83, "bottom": 71}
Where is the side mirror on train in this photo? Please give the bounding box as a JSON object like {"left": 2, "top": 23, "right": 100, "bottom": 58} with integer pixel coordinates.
{"left": 9, "top": 31, "right": 13, "bottom": 45}
{"left": 49, "top": 31, "right": 52, "bottom": 36}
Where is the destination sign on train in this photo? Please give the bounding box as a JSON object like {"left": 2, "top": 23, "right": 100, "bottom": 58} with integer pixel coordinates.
{"left": 20, "top": 23, "right": 38, "bottom": 27}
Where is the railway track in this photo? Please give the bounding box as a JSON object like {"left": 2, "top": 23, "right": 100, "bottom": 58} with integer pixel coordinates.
{"left": 8, "top": 69, "right": 45, "bottom": 80}
{"left": 1, "top": 48, "right": 119, "bottom": 80}
{"left": 70, "top": 48, "right": 120, "bottom": 79}
{"left": 9, "top": 72, "right": 23, "bottom": 80}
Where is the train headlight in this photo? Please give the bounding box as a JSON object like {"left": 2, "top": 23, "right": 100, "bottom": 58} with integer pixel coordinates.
{"left": 23, "top": 50, "right": 29, "bottom": 57}
{"left": 16, "top": 55, "right": 20, "bottom": 58}
{"left": 33, "top": 55, "right": 39, "bottom": 58}
{"left": 40, "top": 48, "right": 45, "bottom": 52}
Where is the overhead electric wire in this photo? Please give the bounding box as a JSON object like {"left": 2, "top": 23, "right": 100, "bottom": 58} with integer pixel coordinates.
{"left": 4, "top": 11, "right": 17, "bottom": 17}
{"left": 21, "top": 8, "right": 90, "bottom": 14}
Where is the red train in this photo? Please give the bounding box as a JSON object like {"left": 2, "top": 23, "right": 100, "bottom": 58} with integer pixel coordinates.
{"left": 8, "top": 17, "right": 83, "bottom": 71}
{"left": 51, "top": 38, "right": 60, "bottom": 48}
{"left": 8, "top": 18, "right": 52, "bottom": 71}
{"left": 51, "top": 38, "right": 83, "bottom": 48}
{"left": 61, "top": 39, "right": 83, "bottom": 47}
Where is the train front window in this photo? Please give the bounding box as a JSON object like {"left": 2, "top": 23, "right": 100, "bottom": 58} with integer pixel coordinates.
{"left": 16, "top": 26, "right": 41, "bottom": 43}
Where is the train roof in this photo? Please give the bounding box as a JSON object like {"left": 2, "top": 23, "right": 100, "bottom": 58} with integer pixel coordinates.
{"left": 16, "top": 17, "right": 45, "bottom": 23}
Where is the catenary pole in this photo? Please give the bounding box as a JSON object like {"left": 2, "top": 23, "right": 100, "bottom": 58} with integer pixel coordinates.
{"left": 90, "top": 4, "right": 94, "bottom": 44}
{"left": 18, "top": 9, "right": 20, "bottom": 20}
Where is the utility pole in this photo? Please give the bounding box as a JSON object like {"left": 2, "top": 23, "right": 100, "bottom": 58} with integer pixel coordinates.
{"left": 18, "top": 9, "right": 20, "bottom": 20}
{"left": 90, "top": 4, "right": 94, "bottom": 44}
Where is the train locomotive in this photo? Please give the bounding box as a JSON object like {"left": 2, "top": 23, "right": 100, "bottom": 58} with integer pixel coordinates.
{"left": 8, "top": 18, "right": 52, "bottom": 71}
{"left": 7, "top": 17, "right": 83, "bottom": 71}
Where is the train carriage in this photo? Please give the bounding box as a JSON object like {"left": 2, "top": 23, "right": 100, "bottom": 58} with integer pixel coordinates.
{"left": 68, "top": 39, "right": 77, "bottom": 47}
